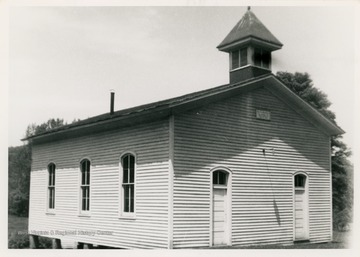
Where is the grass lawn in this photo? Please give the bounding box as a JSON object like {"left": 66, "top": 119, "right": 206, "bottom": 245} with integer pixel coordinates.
{"left": 8, "top": 215, "right": 28, "bottom": 239}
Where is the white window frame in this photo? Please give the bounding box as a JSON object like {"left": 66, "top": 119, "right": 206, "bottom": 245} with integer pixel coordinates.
{"left": 46, "top": 162, "right": 56, "bottom": 214}
{"left": 79, "top": 158, "right": 91, "bottom": 216}
{"left": 119, "top": 152, "right": 136, "bottom": 219}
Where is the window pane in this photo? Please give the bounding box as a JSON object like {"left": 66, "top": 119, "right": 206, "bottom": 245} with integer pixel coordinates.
{"left": 295, "top": 175, "right": 305, "bottom": 187}
{"left": 81, "top": 160, "right": 90, "bottom": 185}
{"left": 123, "top": 167, "right": 128, "bottom": 183}
{"left": 130, "top": 184, "right": 134, "bottom": 212}
{"left": 219, "top": 171, "right": 226, "bottom": 185}
{"left": 124, "top": 185, "right": 130, "bottom": 212}
{"left": 49, "top": 189, "right": 52, "bottom": 208}
{"left": 86, "top": 169, "right": 90, "bottom": 185}
{"left": 123, "top": 155, "right": 129, "bottom": 171}
{"left": 213, "top": 171, "right": 227, "bottom": 185}
{"left": 81, "top": 187, "right": 89, "bottom": 211}
{"left": 129, "top": 169, "right": 134, "bottom": 184}
{"left": 232, "top": 51, "right": 239, "bottom": 69}
{"left": 254, "top": 48, "right": 262, "bottom": 66}
{"left": 213, "top": 171, "right": 218, "bottom": 184}
{"left": 262, "top": 51, "right": 270, "bottom": 69}
{"left": 81, "top": 161, "right": 85, "bottom": 173}
{"left": 240, "top": 48, "right": 248, "bottom": 66}
{"left": 86, "top": 189, "right": 90, "bottom": 210}
{"left": 82, "top": 197, "right": 86, "bottom": 211}
{"left": 81, "top": 170, "right": 85, "bottom": 185}
{"left": 129, "top": 155, "right": 135, "bottom": 183}
{"left": 48, "top": 164, "right": 55, "bottom": 186}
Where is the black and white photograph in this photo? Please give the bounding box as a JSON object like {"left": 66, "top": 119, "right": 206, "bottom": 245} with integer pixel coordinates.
{"left": 3, "top": 0, "right": 358, "bottom": 255}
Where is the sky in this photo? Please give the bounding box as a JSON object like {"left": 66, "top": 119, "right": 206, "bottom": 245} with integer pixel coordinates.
{"left": 7, "top": 4, "right": 357, "bottom": 156}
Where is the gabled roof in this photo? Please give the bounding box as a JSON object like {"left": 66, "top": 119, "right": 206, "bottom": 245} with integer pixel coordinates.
{"left": 23, "top": 74, "right": 344, "bottom": 144}
{"left": 217, "top": 9, "right": 283, "bottom": 51}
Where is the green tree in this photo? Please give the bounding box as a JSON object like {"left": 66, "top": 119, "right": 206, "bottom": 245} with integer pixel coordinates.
{"left": 8, "top": 118, "right": 72, "bottom": 217}
{"left": 276, "top": 71, "right": 353, "bottom": 230}
{"left": 8, "top": 145, "right": 31, "bottom": 217}
{"left": 25, "top": 118, "right": 66, "bottom": 138}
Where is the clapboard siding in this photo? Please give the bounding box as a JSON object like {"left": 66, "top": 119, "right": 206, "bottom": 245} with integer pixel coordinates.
{"left": 172, "top": 86, "right": 331, "bottom": 248}
{"left": 29, "top": 120, "right": 170, "bottom": 249}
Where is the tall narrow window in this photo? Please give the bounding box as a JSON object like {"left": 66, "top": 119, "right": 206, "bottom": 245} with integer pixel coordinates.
{"left": 48, "top": 163, "right": 56, "bottom": 210}
{"left": 80, "top": 159, "right": 90, "bottom": 212}
{"left": 122, "top": 154, "right": 135, "bottom": 213}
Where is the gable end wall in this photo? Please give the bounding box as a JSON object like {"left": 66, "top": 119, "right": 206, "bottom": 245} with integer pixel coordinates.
{"left": 172, "top": 86, "right": 331, "bottom": 248}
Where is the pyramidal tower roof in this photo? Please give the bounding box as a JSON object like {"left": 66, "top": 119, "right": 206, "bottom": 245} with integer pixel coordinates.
{"left": 217, "top": 8, "right": 283, "bottom": 51}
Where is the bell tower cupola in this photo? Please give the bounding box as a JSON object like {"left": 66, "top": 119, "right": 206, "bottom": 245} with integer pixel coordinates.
{"left": 217, "top": 7, "right": 283, "bottom": 84}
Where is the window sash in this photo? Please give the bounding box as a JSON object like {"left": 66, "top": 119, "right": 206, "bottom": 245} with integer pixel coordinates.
{"left": 48, "top": 186, "right": 55, "bottom": 209}
{"left": 294, "top": 175, "right": 306, "bottom": 188}
{"left": 213, "top": 171, "right": 227, "bottom": 185}
{"left": 81, "top": 186, "right": 90, "bottom": 211}
{"left": 81, "top": 161, "right": 90, "bottom": 186}
{"left": 123, "top": 184, "right": 134, "bottom": 213}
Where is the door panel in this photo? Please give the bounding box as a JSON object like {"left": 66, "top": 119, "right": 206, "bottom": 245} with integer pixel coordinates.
{"left": 213, "top": 188, "right": 227, "bottom": 245}
{"left": 294, "top": 189, "right": 307, "bottom": 240}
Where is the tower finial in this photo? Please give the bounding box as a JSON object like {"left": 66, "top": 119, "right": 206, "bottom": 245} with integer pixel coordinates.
{"left": 247, "top": 6, "right": 251, "bottom": 11}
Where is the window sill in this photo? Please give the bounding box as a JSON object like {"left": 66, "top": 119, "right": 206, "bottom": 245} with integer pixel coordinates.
{"left": 230, "top": 64, "right": 271, "bottom": 72}
{"left": 213, "top": 185, "right": 227, "bottom": 189}
{"left": 118, "top": 215, "right": 136, "bottom": 220}
{"left": 230, "top": 64, "right": 251, "bottom": 72}
{"left": 45, "top": 211, "right": 56, "bottom": 215}
{"left": 78, "top": 213, "right": 91, "bottom": 217}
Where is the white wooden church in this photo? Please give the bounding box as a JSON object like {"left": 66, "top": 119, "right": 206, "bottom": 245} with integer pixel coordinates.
{"left": 25, "top": 8, "right": 343, "bottom": 249}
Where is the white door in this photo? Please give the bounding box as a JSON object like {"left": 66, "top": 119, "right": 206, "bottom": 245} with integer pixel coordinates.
{"left": 213, "top": 188, "right": 227, "bottom": 245}
{"left": 294, "top": 189, "right": 307, "bottom": 240}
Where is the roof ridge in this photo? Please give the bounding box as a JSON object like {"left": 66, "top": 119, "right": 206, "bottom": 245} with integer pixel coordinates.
{"left": 23, "top": 74, "right": 273, "bottom": 140}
